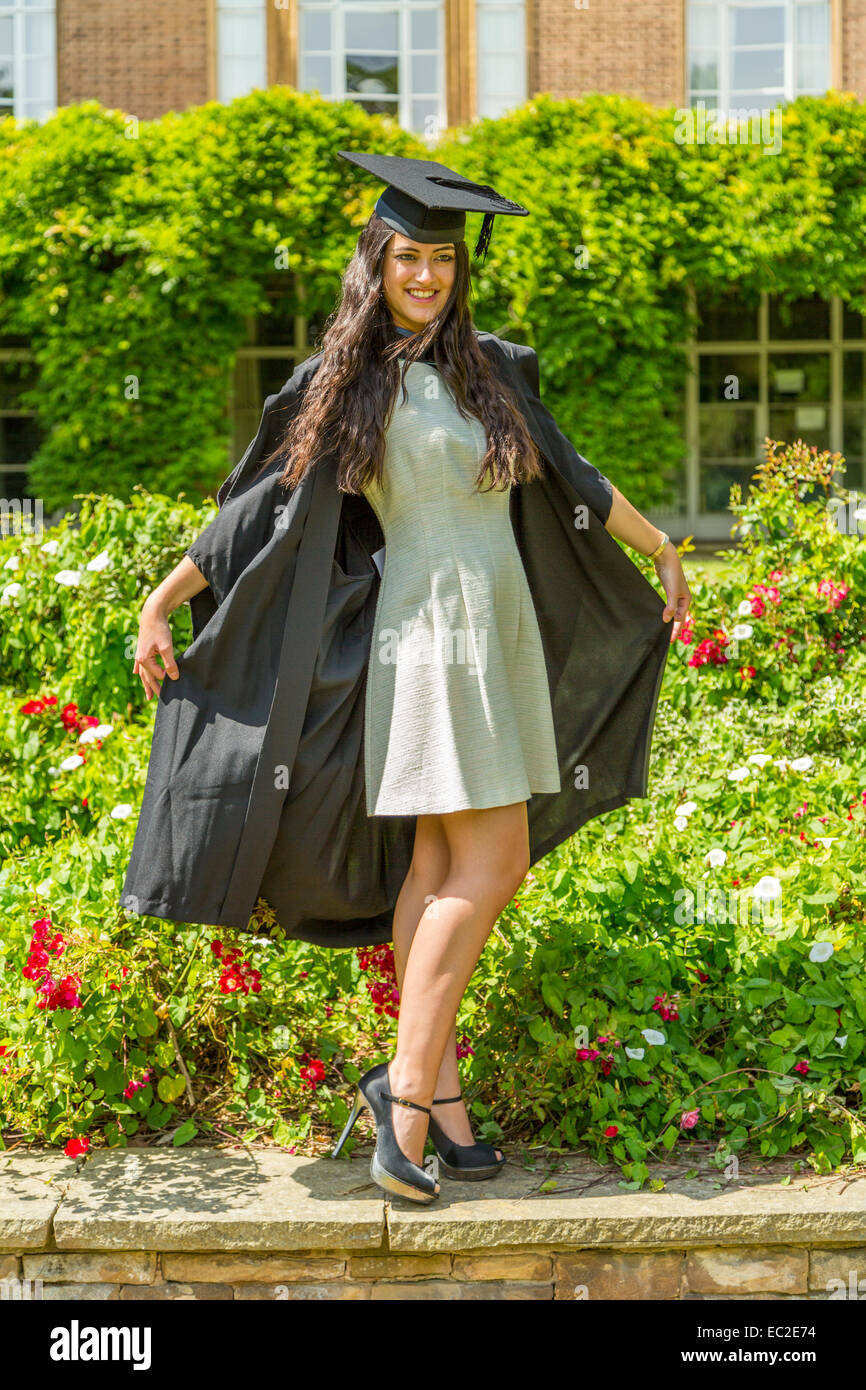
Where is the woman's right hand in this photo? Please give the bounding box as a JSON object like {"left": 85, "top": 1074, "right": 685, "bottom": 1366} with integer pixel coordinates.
{"left": 134, "top": 598, "right": 179, "bottom": 701}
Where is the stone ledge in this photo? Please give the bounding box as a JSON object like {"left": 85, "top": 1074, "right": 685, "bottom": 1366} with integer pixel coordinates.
{"left": 50, "top": 1150, "right": 385, "bottom": 1252}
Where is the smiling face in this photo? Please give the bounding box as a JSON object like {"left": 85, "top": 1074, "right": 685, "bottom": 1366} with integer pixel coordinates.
{"left": 381, "top": 232, "right": 457, "bottom": 332}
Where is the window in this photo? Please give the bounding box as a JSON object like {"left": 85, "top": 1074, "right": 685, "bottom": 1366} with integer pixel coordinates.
{"left": 0, "top": 341, "right": 40, "bottom": 503}
{"left": 475, "top": 0, "right": 526, "bottom": 119}
{"left": 686, "top": 291, "right": 864, "bottom": 526}
{"left": 0, "top": 0, "right": 56, "bottom": 123}
{"left": 231, "top": 274, "right": 324, "bottom": 461}
{"left": 298, "top": 0, "right": 444, "bottom": 135}
{"left": 216, "top": 0, "right": 267, "bottom": 103}
{"left": 687, "top": 0, "right": 830, "bottom": 111}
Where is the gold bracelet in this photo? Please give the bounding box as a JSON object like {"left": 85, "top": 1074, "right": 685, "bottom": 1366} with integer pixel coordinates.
{"left": 647, "top": 530, "right": 669, "bottom": 562}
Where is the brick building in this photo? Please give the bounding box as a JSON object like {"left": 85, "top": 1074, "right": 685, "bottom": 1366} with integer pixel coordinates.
{"left": 0, "top": 0, "right": 862, "bottom": 535}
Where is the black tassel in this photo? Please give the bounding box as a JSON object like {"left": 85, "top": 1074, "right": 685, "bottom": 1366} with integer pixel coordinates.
{"left": 473, "top": 213, "right": 495, "bottom": 262}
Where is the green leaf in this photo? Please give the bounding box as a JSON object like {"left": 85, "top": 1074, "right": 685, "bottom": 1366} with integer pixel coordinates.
{"left": 172, "top": 1119, "right": 197, "bottom": 1147}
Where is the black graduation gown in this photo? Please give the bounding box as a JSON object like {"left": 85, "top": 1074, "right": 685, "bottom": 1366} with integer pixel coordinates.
{"left": 119, "top": 331, "right": 671, "bottom": 948}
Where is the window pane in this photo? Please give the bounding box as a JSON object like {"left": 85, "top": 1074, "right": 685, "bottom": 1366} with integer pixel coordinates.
{"left": 0, "top": 17, "right": 12, "bottom": 49}
{"left": 478, "top": 8, "right": 522, "bottom": 48}
{"left": 479, "top": 52, "right": 521, "bottom": 92}
{"left": 769, "top": 405, "right": 830, "bottom": 449}
{"left": 688, "top": 3, "right": 720, "bottom": 46}
{"left": 259, "top": 357, "right": 297, "bottom": 396}
{"left": 0, "top": 60, "right": 12, "bottom": 99}
{"left": 218, "top": 0, "right": 264, "bottom": 8}
{"left": 732, "top": 5, "right": 785, "bottom": 44}
{"left": 768, "top": 351, "right": 830, "bottom": 402}
{"left": 411, "top": 9, "right": 438, "bottom": 48}
{"left": 0, "top": 468, "right": 30, "bottom": 503}
{"left": 0, "top": 415, "right": 40, "bottom": 464}
{"left": 353, "top": 95, "right": 398, "bottom": 114}
{"left": 346, "top": 54, "right": 398, "bottom": 94}
{"left": 768, "top": 296, "right": 830, "bottom": 339}
{"left": 300, "top": 9, "right": 331, "bottom": 49}
{"left": 797, "top": 44, "right": 828, "bottom": 90}
{"left": 698, "top": 292, "right": 759, "bottom": 340}
{"left": 843, "top": 407, "right": 863, "bottom": 465}
{"left": 24, "top": 13, "right": 53, "bottom": 51}
{"left": 701, "top": 463, "right": 756, "bottom": 511}
{"left": 689, "top": 52, "right": 718, "bottom": 89}
{"left": 411, "top": 52, "right": 438, "bottom": 92}
{"left": 731, "top": 48, "right": 784, "bottom": 89}
{"left": 843, "top": 351, "right": 864, "bottom": 398}
{"left": 218, "top": 54, "right": 266, "bottom": 99}
{"left": 300, "top": 55, "right": 332, "bottom": 90}
{"left": 843, "top": 304, "right": 865, "bottom": 339}
{"left": 411, "top": 97, "right": 439, "bottom": 132}
{"left": 699, "top": 352, "right": 760, "bottom": 402}
{"left": 220, "top": 12, "right": 264, "bottom": 55}
{"left": 699, "top": 405, "right": 756, "bottom": 457}
{"left": 797, "top": 1, "right": 828, "bottom": 45}
{"left": 23, "top": 56, "right": 53, "bottom": 100}
{"left": 345, "top": 11, "right": 398, "bottom": 49}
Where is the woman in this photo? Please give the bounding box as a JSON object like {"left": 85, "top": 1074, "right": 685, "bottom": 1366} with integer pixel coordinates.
{"left": 127, "top": 151, "right": 691, "bottom": 1205}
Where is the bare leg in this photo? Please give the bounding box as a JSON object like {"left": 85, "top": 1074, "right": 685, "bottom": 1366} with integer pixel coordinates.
{"left": 384, "top": 801, "right": 530, "bottom": 1169}
{"left": 391, "top": 815, "right": 502, "bottom": 1158}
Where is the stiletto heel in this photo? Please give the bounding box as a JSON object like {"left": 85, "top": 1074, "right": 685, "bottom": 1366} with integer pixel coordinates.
{"left": 336, "top": 1060, "right": 440, "bottom": 1204}
{"left": 331, "top": 1085, "right": 368, "bottom": 1158}
{"left": 427, "top": 1093, "right": 506, "bottom": 1181}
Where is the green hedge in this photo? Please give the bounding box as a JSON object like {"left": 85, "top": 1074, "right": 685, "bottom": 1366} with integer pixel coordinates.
{"left": 2, "top": 90, "right": 866, "bottom": 511}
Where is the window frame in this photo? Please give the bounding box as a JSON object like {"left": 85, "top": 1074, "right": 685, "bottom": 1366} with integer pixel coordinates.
{"left": 646, "top": 288, "right": 864, "bottom": 540}
{"left": 0, "top": 0, "right": 57, "bottom": 123}
{"left": 685, "top": 0, "right": 832, "bottom": 111}
{"left": 297, "top": 0, "right": 446, "bottom": 134}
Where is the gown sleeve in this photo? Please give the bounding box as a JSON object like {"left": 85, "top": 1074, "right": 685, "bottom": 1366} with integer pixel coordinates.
{"left": 183, "top": 368, "right": 310, "bottom": 620}
{"left": 511, "top": 343, "right": 615, "bottom": 526}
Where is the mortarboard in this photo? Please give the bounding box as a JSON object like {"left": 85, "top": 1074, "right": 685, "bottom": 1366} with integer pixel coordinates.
{"left": 337, "top": 150, "right": 529, "bottom": 261}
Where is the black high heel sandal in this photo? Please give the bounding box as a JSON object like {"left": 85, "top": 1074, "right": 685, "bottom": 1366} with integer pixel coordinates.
{"left": 331, "top": 1060, "right": 440, "bottom": 1205}
{"left": 427, "top": 1093, "right": 507, "bottom": 1182}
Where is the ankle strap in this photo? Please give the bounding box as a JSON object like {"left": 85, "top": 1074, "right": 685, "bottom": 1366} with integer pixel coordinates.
{"left": 381, "top": 1089, "right": 431, "bottom": 1115}
{"left": 432, "top": 1094, "right": 463, "bottom": 1105}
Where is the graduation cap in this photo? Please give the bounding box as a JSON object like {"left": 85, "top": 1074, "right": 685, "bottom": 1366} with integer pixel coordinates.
{"left": 338, "top": 150, "right": 529, "bottom": 261}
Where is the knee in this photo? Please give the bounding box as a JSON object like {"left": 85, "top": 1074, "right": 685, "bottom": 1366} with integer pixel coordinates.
{"left": 455, "top": 847, "right": 529, "bottom": 913}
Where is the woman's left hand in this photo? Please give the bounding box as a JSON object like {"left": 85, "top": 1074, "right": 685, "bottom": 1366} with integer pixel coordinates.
{"left": 654, "top": 542, "right": 691, "bottom": 643}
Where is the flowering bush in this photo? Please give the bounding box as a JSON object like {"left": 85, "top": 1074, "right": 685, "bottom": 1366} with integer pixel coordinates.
{"left": 1, "top": 440, "right": 866, "bottom": 1185}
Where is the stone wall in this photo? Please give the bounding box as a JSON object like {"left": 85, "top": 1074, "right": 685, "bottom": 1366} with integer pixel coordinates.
{"left": 2, "top": 1151, "right": 865, "bottom": 1301}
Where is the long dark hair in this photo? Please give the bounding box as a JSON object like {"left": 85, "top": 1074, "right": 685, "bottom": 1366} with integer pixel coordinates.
{"left": 258, "top": 213, "right": 544, "bottom": 495}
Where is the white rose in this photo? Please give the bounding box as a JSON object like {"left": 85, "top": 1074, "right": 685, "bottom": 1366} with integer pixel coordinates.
{"left": 59, "top": 754, "right": 85, "bottom": 772}
{"left": 737, "top": 599, "right": 754, "bottom": 616}
{"left": 808, "top": 941, "right": 834, "bottom": 963}
{"left": 674, "top": 815, "right": 689, "bottom": 831}
{"left": 751, "top": 875, "right": 782, "bottom": 900}
{"left": 732, "top": 623, "right": 753, "bottom": 640}
{"left": 705, "top": 848, "right": 727, "bottom": 867}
